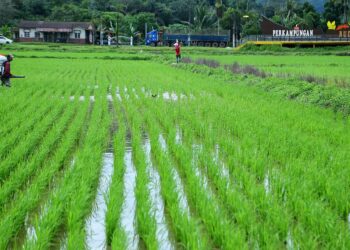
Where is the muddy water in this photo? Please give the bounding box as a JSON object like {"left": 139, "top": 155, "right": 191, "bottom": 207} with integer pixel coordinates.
{"left": 162, "top": 92, "right": 178, "bottom": 101}
{"left": 124, "top": 87, "right": 130, "bottom": 100}
{"left": 85, "top": 153, "right": 114, "bottom": 250}
{"left": 116, "top": 87, "right": 122, "bottom": 101}
{"left": 175, "top": 126, "right": 182, "bottom": 145}
{"left": 20, "top": 199, "right": 52, "bottom": 247}
{"left": 158, "top": 134, "right": 167, "bottom": 152}
{"left": 143, "top": 136, "right": 174, "bottom": 250}
{"left": 286, "top": 230, "right": 294, "bottom": 250}
{"left": 213, "top": 144, "right": 230, "bottom": 180}
{"left": 24, "top": 213, "right": 37, "bottom": 243}
{"left": 192, "top": 144, "right": 210, "bottom": 190}
{"left": 264, "top": 171, "right": 271, "bottom": 195}
{"left": 120, "top": 141, "right": 139, "bottom": 250}
{"left": 132, "top": 88, "right": 139, "bottom": 99}
{"left": 158, "top": 134, "right": 190, "bottom": 214}
{"left": 107, "top": 94, "right": 113, "bottom": 101}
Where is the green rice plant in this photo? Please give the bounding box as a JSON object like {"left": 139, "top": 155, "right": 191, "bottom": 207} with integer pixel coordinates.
{"left": 121, "top": 93, "right": 158, "bottom": 249}
{"left": 0, "top": 96, "right": 59, "bottom": 156}
{"left": 23, "top": 101, "right": 99, "bottom": 249}
{"left": 106, "top": 104, "right": 126, "bottom": 247}
{"left": 0, "top": 89, "right": 48, "bottom": 130}
{"left": 145, "top": 115, "right": 209, "bottom": 249}
{"left": 65, "top": 88, "right": 110, "bottom": 249}
{"left": 0, "top": 101, "right": 66, "bottom": 183}
{"left": 0, "top": 101, "right": 78, "bottom": 213}
{"left": 135, "top": 97, "right": 247, "bottom": 249}
{"left": 0, "top": 101, "right": 89, "bottom": 249}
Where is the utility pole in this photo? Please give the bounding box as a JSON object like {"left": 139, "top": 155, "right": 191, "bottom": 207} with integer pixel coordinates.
{"left": 145, "top": 23, "right": 148, "bottom": 45}
{"left": 218, "top": 19, "right": 220, "bottom": 35}
{"left": 99, "top": 23, "right": 103, "bottom": 46}
{"left": 116, "top": 15, "right": 119, "bottom": 47}
{"left": 232, "top": 16, "right": 236, "bottom": 47}
{"left": 345, "top": 0, "right": 349, "bottom": 23}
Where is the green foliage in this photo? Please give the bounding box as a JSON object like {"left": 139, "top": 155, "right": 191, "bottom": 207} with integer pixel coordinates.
{"left": 0, "top": 25, "right": 12, "bottom": 38}
{"left": 50, "top": 4, "right": 91, "bottom": 21}
{"left": 2, "top": 0, "right": 347, "bottom": 37}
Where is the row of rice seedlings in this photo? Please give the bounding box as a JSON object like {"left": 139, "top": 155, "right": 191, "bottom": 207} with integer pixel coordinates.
{"left": 0, "top": 88, "right": 48, "bottom": 132}
{"left": 0, "top": 100, "right": 67, "bottom": 183}
{"left": 145, "top": 85, "right": 296, "bottom": 246}
{"left": 85, "top": 86, "right": 117, "bottom": 249}
{"left": 0, "top": 100, "right": 78, "bottom": 213}
{"left": 0, "top": 77, "right": 82, "bottom": 159}
{"left": 105, "top": 103, "right": 127, "bottom": 248}
{"left": 121, "top": 84, "right": 198, "bottom": 249}
{"left": 134, "top": 95, "right": 246, "bottom": 249}
{"left": 166, "top": 99, "right": 289, "bottom": 247}
{"left": 201, "top": 95, "right": 350, "bottom": 247}
{"left": 179, "top": 119, "right": 288, "bottom": 248}
{"left": 144, "top": 113, "right": 209, "bottom": 249}
{"left": 64, "top": 89, "right": 110, "bottom": 249}
{"left": 0, "top": 66, "right": 81, "bottom": 127}
{"left": 0, "top": 101, "right": 90, "bottom": 249}
{"left": 162, "top": 121, "right": 247, "bottom": 248}
{"left": 120, "top": 92, "right": 158, "bottom": 249}
{"left": 22, "top": 99, "right": 97, "bottom": 249}
{"left": 0, "top": 99, "right": 57, "bottom": 160}
{"left": 172, "top": 94, "right": 301, "bottom": 246}
{"left": 143, "top": 133, "right": 175, "bottom": 250}
{"left": 175, "top": 89, "right": 350, "bottom": 246}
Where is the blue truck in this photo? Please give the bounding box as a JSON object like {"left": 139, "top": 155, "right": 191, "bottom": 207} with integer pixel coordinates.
{"left": 146, "top": 30, "right": 230, "bottom": 47}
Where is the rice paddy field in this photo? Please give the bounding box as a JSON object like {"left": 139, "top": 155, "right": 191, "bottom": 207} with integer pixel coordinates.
{"left": 189, "top": 54, "right": 350, "bottom": 87}
{"left": 0, "top": 44, "right": 350, "bottom": 249}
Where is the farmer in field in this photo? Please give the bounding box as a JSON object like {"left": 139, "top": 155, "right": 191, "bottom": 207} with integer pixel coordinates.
{"left": 174, "top": 39, "right": 181, "bottom": 63}
{"left": 0, "top": 54, "right": 15, "bottom": 87}
{"left": 0, "top": 54, "right": 24, "bottom": 87}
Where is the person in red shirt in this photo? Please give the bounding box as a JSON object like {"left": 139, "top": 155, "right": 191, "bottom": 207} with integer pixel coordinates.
{"left": 174, "top": 39, "right": 181, "bottom": 63}
{"left": 1, "top": 54, "right": 14, "bottom": 87}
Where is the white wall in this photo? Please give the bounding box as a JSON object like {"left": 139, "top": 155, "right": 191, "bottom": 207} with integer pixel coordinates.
{"left": 69, "top": 27, "right": 86, "bottom": 39}
{"left": 19, "top": 28, "right": 36, "bottom": 38}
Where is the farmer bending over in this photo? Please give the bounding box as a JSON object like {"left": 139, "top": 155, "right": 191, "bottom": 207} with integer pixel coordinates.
{"left": 1, "top": 54, "right": 15, "bottom": 87}
{"left": 0, "top": 54, "right": 24, "bottom": 87}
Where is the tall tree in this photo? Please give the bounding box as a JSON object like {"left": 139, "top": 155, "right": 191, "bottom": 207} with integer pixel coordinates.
{"left": 323, "top": 0, "right": 346, "bottom": 24}
{"left": 0, "top": 0, "right": 17, "bottom": 26}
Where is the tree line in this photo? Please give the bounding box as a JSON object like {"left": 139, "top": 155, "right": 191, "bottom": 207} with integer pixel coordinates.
{"left": 0, "top": 0, "right": 349, "bottom": 38}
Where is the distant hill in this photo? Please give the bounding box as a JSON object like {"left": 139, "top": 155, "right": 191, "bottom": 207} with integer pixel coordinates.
{"left": 302, "top": 0, "right": 325, "bottom": 12}
{"left": 258, "top": 0, "right": 325, "bottom": 12}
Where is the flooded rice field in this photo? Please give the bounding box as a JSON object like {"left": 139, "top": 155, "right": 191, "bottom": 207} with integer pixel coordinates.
{"left": 143, "top": 136, "right": 174, "bottom": 250}
{"left": 120, "top": 139, "right": 139, "bottom": 250}
{"left": 1, "top": 54, "right": 349, "bottom": 249}
{"left": 85, "top": 153, "right": 114, "bottom": 250}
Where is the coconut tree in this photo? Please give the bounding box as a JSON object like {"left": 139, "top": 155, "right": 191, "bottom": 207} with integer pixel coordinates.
{"left": 192, "top": 1, "right": 216, "bottom": 31}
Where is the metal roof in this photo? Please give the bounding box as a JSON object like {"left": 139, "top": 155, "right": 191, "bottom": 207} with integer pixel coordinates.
{"left": 19, "top": 20, "right": 94, "bottom": 30}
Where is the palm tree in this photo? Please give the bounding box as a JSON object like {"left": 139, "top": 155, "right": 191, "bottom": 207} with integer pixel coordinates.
{"left": 193, "top": 2, "right": 215, "bottom": 31}
{"left": 182, "top": 1, "right": 215, "bottom": 32}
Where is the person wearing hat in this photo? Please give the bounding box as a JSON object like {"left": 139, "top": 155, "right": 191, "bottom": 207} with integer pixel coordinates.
{"left": 1, "top": 54, "right": 14, "bottom": 87}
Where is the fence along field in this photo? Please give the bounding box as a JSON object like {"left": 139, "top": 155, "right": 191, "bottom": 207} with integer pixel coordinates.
{"left": 0, "top": 52, "right": 349, "bottom": 249}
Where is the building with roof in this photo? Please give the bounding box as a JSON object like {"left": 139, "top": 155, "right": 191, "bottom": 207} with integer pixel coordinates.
{"left": 18, "top": 20, "right": 94, "bottom": 44}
